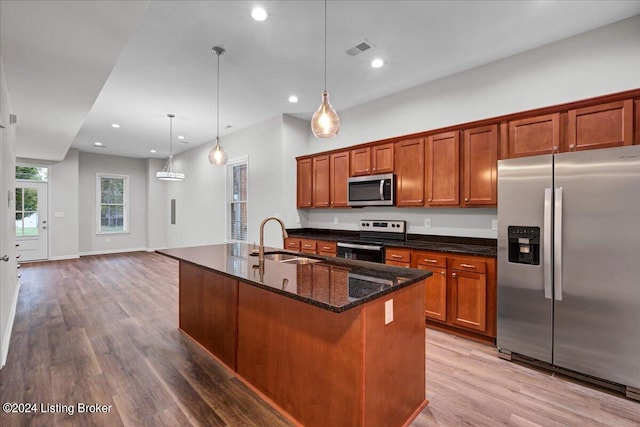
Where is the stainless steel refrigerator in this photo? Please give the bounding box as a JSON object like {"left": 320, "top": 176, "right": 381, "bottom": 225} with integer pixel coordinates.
{"left": 497, "top": 144, "right": 640, "bottom": 400}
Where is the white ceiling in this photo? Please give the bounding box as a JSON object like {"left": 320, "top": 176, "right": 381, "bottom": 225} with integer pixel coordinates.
{"left": 2, "top": 1, "right": 640, "bottom": 162}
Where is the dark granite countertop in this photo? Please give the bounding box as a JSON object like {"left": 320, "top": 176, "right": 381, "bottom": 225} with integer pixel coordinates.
{"left": 157, "top": 243, "right": 431, "bottom": 313}
{"left": 286, "top": 228, "right": 497, "bottom": 258}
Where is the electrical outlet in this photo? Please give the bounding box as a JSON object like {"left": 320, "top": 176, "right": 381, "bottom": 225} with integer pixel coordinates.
{"left": 385, "top": 299, "right": 394, "bottom": 325}
{"left": 424, "top": 218, "right": 431, "bottom": 228}
{"left": 333, "top": 217, "right": 338, "bottom": 224}
{"left": 492, "top": 219, "right": 498, "bottom": 230}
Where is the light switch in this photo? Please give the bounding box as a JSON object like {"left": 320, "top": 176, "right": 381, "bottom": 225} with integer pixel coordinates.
{"left": 385, "top": 299, "right": 394, "bottom": 325}
{"left": 54, "top": 212, "right": 64, "bottom": 218}
{"left": 492, "top": 219, "right": 498, "bottom": 230}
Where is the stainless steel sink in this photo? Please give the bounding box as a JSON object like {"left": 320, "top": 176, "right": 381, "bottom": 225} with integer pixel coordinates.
{"left": 263, "top": 252, "right": 321, "bottom": 264}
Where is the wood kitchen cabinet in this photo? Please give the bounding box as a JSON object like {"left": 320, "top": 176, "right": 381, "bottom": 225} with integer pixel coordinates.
{"left": 426, "top": 131, "right": 460, "bottom": 206}
{"left": 395, "top": 138, "right": 425, "bottom": 207}
{"left": 284, "top": 237, "right": 301, "bottom": 251}
{"left": 350, "top": 147, "right": 371, "bottom": 176}
{"left": 507, "top": 113, "right": 560, "bottom": 158}
{"left": 385, "top": 247, "right": 411, "bottom": 268}
{"left": 287, "top": 238, "right": 336, "bottom": 256}
{"left": 371, "top": 143, "right": 395, "bottom": 174}
{"left": 296, "top": 158, "right": 313, "bottom": 208}
{"left": 462, "top": 124, "right": 498, "bottom": 206}
{"left": 450, "top": 258, "right": 488, "bottom": 333}
{"left": 300, "top": 239, "right": 317, "bottom": 254}
{"left": 567, "top": 99, "right": 633, "bottom": 151}
{"left": 312, "top": 155, "right": 330, "bottom": 207}
{"left": 415, "top": 251, "right": 447, "bottom": 322}
{"left": 330, "top": 151, "right": 350, "bottom": 207}
{"left": 317, "top": 240, "right": 337, "bottom": 256}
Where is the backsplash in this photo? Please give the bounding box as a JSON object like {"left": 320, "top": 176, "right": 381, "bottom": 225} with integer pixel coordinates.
{"left": 298, "top": 207, "right": 498, "bottom": 239}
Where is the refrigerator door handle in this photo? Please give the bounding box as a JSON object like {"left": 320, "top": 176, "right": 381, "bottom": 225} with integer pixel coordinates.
{"left": 543, "top": 188, "right": 553, "bottom": 300}
{"left": 554, "top": 187, "right": 563, "bottom": 301}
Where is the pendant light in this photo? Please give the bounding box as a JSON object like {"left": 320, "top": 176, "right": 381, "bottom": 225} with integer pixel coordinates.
{"left": 156, "top": 114, "right": 185, "bottom": 181}
{"left": 208, "top": 46, "right": 228, "bottom": 165}
{"left": 311, "top": 0, "right": 340, "bottom": 138}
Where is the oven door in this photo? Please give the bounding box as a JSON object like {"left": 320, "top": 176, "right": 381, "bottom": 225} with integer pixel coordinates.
{"left": 337, "top": 242, "right": 384, "bottom": 263}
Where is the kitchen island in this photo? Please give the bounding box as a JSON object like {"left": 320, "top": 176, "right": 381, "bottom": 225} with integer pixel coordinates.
{"left": 158, "top": 243, "right": 431, "bottom": 427}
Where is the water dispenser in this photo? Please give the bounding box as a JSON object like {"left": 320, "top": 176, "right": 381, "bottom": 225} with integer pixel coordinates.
{"left": 508, "top": 226, "right": 540, "bottom": 265}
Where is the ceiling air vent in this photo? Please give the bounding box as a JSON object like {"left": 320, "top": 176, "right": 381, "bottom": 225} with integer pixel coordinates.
{"left": 346, "top": 40, "right": 372, "bottom": 56}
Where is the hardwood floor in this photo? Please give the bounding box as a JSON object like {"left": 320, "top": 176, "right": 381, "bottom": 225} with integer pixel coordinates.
{"left": 1, "top": 252, "right": 638, "bottom": 426}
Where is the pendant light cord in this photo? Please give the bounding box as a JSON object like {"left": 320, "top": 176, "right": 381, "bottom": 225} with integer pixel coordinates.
{"left": 216, "top": 49, "right": 220, "bottom": 142}
{"left": 324, "top": 0, "right": 327, "bottom": 92}
{"left": 169, "top": 115, "right": 173, "bottom": 156}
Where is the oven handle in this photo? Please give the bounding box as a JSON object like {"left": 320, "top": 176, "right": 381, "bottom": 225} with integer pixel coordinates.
{"left": 337, "top": 242, "right": 383, "bottom": 251}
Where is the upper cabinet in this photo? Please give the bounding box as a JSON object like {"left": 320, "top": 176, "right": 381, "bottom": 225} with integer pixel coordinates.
{"left": 567, "top": 99, "right": 633, "bottom": 151}
{"left": 312, "top": 155, "right": 330, "bottom": 208}
{"left": 350, "top": 147, "right": 371, "bottom": 176}
{"left": 330, "top": 151, "right": 350, "bottom": 207}
{"left": 507, "top": 113, "right": 560, "bottom": 158}
{"left": 426, "top": 131, "right": 460, "bottom": 207}
{"left": 395, "top": 138, "right": 425, "bottom": 207}
{"left": 462, "top": 125, "right": 498, "bottom": 206}
{"left": 371, "top": 143, "right": 394, "bottom": 174}
{"left": 296, "top": 158, "right": 313, "bottom": 208}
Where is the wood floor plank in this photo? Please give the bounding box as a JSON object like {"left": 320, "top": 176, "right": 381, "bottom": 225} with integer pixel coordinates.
{"left": 1, "top": 252, "right": 638, "bottom": 427}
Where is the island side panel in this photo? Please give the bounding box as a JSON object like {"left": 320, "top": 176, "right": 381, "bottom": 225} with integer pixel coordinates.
{"left": 179, "top": 262, "right": 238, "bottom": 370}
{"left": 363, "top": 281, "right": 426, "bottom": 426}
{"left": 236, "top": 281, "right": 364, "bottom": 427}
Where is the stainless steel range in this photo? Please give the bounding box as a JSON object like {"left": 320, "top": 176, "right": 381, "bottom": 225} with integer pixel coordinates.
{"left": 337, "top": 220, "right": 406, "bottom": 263}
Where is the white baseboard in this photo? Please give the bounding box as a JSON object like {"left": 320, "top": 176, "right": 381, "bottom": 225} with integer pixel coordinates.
{"left": 0, "top": 279, "right": 21, "bottom": 369}
{"left": 48, "top": 255, "right": 80, "bottom": 261}
{"left": 146, "top": 247, "right": 167, "bottom": 252}
{"left": 79, "top": 247, "right": 148, "bottom": 257}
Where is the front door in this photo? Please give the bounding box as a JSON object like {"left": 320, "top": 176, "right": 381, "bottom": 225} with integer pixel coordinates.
{"left": 15, "top": 181, "right": 48, "bottom": 261}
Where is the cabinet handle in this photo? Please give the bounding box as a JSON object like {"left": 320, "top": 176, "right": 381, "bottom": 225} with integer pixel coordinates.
{"left": 569, "top": 144, "right": 575, "bottom": 150}
{"left": 322, "top": 246, "right": 331, "bottom": 250}
{"left": 452, "top": 272, "right": 457, "bottom": 277}
{"left": 553, "top": 146, "right": 558, "bottom": 153}
{"left": 464, "top": 197, "right": 469, "bottom": 202}
{"left": 428, "top": 198, "right": 432, "bottom": 202}
{"left": 390, "top": 254, "right": 403, "bottom": 259}
{"left": 303, "top": 244, "right": 312, "bottom": 248}
{"left": 423, "top": 259, "right": 438, "bottom": 264}
{"left": 460, "top": 263, "right": 476, "bottom": 269}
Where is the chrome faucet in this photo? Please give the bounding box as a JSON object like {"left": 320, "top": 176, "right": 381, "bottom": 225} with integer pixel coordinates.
{"left": 259, "top": 216, "right": 288, "bottom": 262}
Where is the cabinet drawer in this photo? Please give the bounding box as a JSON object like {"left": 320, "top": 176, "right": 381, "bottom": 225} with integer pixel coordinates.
{"left": 450, "top": 258, "right": 487, "bottom": 274}
{"left": 385, "top": 248, "right": 411, "bottom": 263}
{"left": 316, "top": 241, "right": 337, "bottom": 254}
{"left": 386, "top": 260, "right": 411, "bottom": 268}
{"left": 300, "top": 239, "right": 317, "bottom": 252}
{"left": 285, "top": 238, "right": 301, "bottom": 251}
{"left": 414, "top": 251, "right": 447, "bottom": 268}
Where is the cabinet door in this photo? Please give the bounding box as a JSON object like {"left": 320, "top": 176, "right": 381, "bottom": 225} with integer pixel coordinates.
{"left": 462, "top": 124, "right": 497, "bottom": 206}
{"left": 450, "top": 270, "right": 487, "bottom": 333}
{"left": 372, "top": 143, "right": 394, "bottom": 174}
{"left": 350, "top": 147, "right": 371, "bottom": 176}
{"left": 417, "top": 264, "right": 447, "bottom": 322}
{"left": 395, "top": 138, "right": 425, "bottom": 206}
{"left": 296, "top": 158, "right": 313, "bottom": 208}
{"left": 507, "top": 113, "right": 560, "bottom": 158}
{"left": 330, "top": 151, "right": 350, "bottom": 207}
{"left": 567, "top": 99, "right": 633, "bottom": 151}
{"left": 426, "top": 131, "right": 459, "bottom": 206}
{"left": 312, "top": 155, "right": 330, "bottom": 207}
{"left": 385, "top": 248, "right": 411, "bottom": 265}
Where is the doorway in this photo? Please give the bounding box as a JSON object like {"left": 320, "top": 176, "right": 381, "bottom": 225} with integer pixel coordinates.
{"left": 15, "top": 181, "right": 48, "bottom": 261}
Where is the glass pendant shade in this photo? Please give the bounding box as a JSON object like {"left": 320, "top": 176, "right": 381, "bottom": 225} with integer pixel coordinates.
{"left": 208, "top": 138, "right": 228, "bottom": 165}
{"left": 157, "top": 114, "right": 184, "bottom": 181}
{"left": 311, "top": 92, "right": 340, "bottom": 138}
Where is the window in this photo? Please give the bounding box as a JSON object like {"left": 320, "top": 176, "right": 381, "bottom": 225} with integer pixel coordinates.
{"left": 15, "top": 187, "right": 39, "bottom": 237}
{"left": 96, "top": 173, "right": 129, "bottom": 234}
{"left": 227, "top": 158, "right": 248, "bottom": 242}
{"left": 16, "top": 166, "right": 48, "bottom": 181}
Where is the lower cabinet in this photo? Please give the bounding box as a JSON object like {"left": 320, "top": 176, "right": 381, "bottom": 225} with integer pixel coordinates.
{"left": 385, "top": 247, "right": 411, "bottom": 268}
{"left": 287, "top": 238, "right": 337, "bottom": 257}
{"left": 413, "top": 250, "right": 496, "bottom": 342}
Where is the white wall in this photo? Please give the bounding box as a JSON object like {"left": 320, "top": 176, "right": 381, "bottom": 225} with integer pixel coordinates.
{"left": 145, "top": 158, "right": 167, "bottom": 250}
{"left": 302, "top": 15, "right": 640, "bottom": 237}
{"left": 0, "top": 57, "right": 19, "bottom": 368}
{"left": 78, "top": 152, "right": 147, "bottom": 254}
{"left": 49, "top": 148, "right": 79, "bottom": 259}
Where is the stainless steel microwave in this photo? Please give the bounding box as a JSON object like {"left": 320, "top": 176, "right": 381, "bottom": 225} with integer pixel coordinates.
{"left": 347, "top": 173, "right": 395, "bottom": 206}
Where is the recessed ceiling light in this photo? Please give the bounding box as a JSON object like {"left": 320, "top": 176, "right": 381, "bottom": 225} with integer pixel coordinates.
{"left": 93, "top": 142, "right": 104, "bottom": 147}
{"left": 178, "top": 135, "right": 184, "bottom": 140}
{"left": 251, "top": 7, "right": 268, "bottom": 21}
{"left": 288, "top": 95, "right": 299, "bottom": 103}
{"left": 371, "top": 58, "right": 384, "bottom": 68}
{"left": 111, "top": 123, "right": 120, "bottom": 128}
{"left": 150, "top": 149, "right": 157, "bottom": 153}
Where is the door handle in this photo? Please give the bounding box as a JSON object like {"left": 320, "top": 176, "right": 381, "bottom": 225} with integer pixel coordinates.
{"left": 1, "top": 255, "right": 9, "bottom": 262}
{"left": 554, "top": 187, "right": 563, "bottom": 301}
{"left": 543, "top": 188, "right": 552, "bottom": 300}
